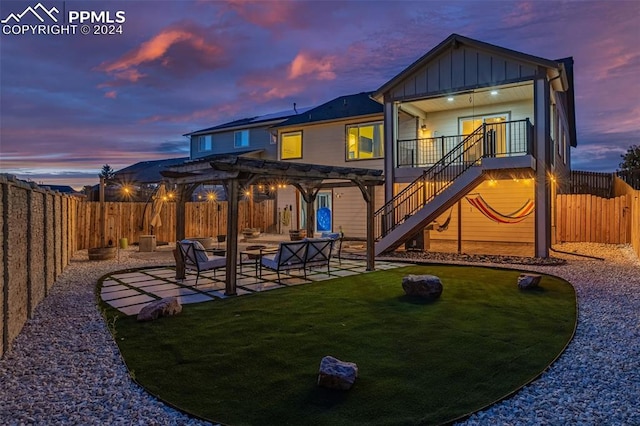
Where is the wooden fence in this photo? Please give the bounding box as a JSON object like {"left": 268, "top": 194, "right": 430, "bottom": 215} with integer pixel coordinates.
{"left": 76, "top": 200, "right": 276, "bottom": 250}
{"left": 565, "top": 170, "right": 615, "bottom": 198}
{"left": 555, "top": 194, "right": 630, "bottom": 244}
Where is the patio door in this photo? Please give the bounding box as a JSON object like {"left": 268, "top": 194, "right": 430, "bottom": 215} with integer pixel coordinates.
{"left": 460, "top": 114, "right": 508, "bottom": 162}
{"left": 299, "top": 190, "right": 333, "bottom": 234}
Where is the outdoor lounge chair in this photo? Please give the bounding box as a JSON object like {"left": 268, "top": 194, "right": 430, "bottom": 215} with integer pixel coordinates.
{"left": 178, "top": 240, "right": 226, "bottom": 286}
{"left": 304, "top": 237, "right": 335, "bottom": 274}
{"left": 260, "top": 240, "right": 308, "bottom": 283}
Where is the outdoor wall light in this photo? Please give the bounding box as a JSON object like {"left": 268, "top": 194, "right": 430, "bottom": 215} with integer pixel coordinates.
{"left": 420, "top": 124, "right": 428, "bottom": 131}
{"left": 447, "top": 97, "right": 454, "bottom": 102}
{"left": 490, "top": 90, "right": 498, "bottom": 95}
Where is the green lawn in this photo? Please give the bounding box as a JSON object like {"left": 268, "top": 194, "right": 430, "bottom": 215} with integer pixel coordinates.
{"left": 108, "top": 264, "right": 576, "bottom": 426}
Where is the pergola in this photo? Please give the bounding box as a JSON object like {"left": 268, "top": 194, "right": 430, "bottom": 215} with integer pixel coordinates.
{"left": 161, "top": 155, "right": 385, "bottom": 296}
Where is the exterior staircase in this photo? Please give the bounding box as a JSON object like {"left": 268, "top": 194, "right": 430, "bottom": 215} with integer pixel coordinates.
{"left": 374, "top": 120, "right": 532, "bottom": 256}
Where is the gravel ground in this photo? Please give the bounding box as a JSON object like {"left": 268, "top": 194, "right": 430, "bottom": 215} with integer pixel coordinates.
{"left": 1, "top": 243, "right": 638, "bottom": 425}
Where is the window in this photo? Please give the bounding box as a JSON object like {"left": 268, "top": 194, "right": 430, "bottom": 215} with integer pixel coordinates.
{"left": 197, "top": 135, "right": 212, "bottom": 152}
{"left": 346, "top": 122, "right": 384, "bottom": 160}
{"left": 281, "top": 131, "right": 302, "bottom": 159}
{"left": 234, "top": 130, "right": 249, "bottom": 148}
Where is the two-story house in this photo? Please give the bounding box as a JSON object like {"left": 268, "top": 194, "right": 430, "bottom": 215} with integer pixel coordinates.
{"left": 166, "top": 33, "right": 576, "bottom": 260}
{"left": 372, "top": 33, "right": 576, "bottom": 257}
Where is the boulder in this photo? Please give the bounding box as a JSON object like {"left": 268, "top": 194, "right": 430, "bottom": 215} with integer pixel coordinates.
{"left": 518, "top": 273, "right": 542, "bottom": 290}
{"left": 137, "top": 297, "right": 182, "bottom": 322}
{"left": 402, "top": 274, "right": 443, "bottom": 299}
{"left": 318, "top": 356, "right": 358, "bottom": 390}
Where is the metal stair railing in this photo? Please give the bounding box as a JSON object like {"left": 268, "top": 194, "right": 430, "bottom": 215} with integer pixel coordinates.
{"left": 375, "top": 119, "right": 533, "bottom": 240}
{"left": 375, "top": 124, "right": 486, "bottom": 240}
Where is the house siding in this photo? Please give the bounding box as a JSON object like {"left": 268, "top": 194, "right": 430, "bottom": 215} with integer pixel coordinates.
{"left": 277, "top": 116, "right": 384, "bottom": 169}
{"left": 332, "top": 186, "right": 385, "bottom": 238}
{"left": 191, "top": 127, "right": 276, "bottom": 160}
{"left": 390, "top": 47, "right": 540, "bottom": 101}
{"left": 276, "top": 186, "right": 383, "bottom": 238}
{"left": 425, "top": 98, "right": 534, "bottom": 137}
{"left": 395, "top": 179, "right": 535, "bottom": 244}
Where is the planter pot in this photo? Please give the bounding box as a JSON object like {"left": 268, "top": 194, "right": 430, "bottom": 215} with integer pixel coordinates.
{"left": 88, "top": 247, "right": 117, "bottom": 261}
{"left": 242, "top": 228, "right": 261, "bottom": 239}
{"left": 188, "top": 237, "right": 215, "bottom": 249}
{"left": 217, "top": 235, "right": 226, "bottom": 243}
{"left": 289, "top": 229, "right": 307, "bottom": 241}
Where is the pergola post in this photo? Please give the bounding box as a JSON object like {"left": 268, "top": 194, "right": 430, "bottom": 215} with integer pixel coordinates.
{"left": 305, "top": 191, "right": 317, "bottom": 238}
{"left": 366, "top": 184, "right": 376, "bottom": 271}
{"left": 225, "top": 179, "right": 239, "bottom": 296}
{"left": 175, "top": 184, "right": 187, "bottom": 241}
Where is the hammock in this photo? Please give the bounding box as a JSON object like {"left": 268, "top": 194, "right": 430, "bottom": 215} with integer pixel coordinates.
{"left": 432, "top": 207, "right": 454, "bottom": 232}
{"left": 465, "top": 194, "right": 534, "bottom": 224}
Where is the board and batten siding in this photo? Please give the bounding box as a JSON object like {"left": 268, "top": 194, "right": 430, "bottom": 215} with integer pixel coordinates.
{"left": 390, "top": 46, "right": 540, "bottom": 101}
{"left": 278, "top": 117, "right": 384, "bottom": 169}
{"left": 395, "top": 179, "right": 534, "bottom": 243}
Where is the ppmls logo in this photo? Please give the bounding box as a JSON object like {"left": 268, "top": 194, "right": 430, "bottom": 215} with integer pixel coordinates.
{"left": 1, "top": 2, "right": 59, "bottom": 24}
{"left": 2, "top": 2, "right": 126, "bottom": 36}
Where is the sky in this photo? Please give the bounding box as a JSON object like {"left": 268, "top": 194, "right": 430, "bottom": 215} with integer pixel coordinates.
{"left": 1, "top": 0, "right": 638, "bottom": 190}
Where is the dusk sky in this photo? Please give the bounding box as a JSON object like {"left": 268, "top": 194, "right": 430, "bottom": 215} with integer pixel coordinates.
{"left": 1, "top": 0, "right": 638, "bottom": 189}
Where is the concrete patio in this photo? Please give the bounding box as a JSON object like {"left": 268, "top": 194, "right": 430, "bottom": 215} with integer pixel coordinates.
{"left": 101, "top": 243, "right": 410, "bottom": 315}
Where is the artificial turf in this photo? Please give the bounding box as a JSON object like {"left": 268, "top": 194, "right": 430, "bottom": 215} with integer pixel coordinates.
{"left": 108, "top": 264, "right": 576, "bottom": 425}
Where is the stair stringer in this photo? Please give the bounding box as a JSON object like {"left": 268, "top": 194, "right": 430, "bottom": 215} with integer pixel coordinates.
{"left": 375, "top": 166, "right": 485, "bottom": 256}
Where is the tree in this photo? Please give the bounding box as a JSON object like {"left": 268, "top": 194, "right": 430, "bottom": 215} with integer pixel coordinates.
{"left": 619, "top": 145, "right": 640, "bottom": 172}
{"left": 99, "top": 164, "right": 116, "bottom": 182}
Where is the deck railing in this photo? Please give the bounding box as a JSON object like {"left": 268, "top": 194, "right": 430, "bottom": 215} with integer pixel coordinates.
{"left": 397, "top": 119, "right": 532, "bottom": 167}
{"left": 376, "top": 119, "right": 533, "bottom": 240}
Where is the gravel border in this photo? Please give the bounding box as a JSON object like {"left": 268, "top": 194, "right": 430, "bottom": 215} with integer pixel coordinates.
{"left": 1, "top": 243, "right": 638, "bottom": 425}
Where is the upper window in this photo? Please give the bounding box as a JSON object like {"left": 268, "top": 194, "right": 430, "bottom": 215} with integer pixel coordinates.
{"left": 197, "top": 135, "right": 212, "bottom": 152}
{"left": 234, "top": 130, "right": 249, "bottom": 148}
{"left": 281, "top": 131, "right": 302, "bottom": 159}
{"left": 346, "top": 122, "right": 384, "bottom": 160}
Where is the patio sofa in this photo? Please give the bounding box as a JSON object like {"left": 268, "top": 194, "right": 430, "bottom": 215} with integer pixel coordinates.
{"left": 259, "top": 237, "right": 337, "bottom": 283}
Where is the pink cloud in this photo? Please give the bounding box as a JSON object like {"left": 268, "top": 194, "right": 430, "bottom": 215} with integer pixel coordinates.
{"left": 99, "top": 28, "right": 221, "bottom": 73}
{"left": 104, "top": 91, "right": 117, "bottom": 99}
{"left": 289, "top": 52, "right": 336, "bottom": 80}
{"left": 95, "top": 23, "right": 227, "bottom": 88}
{"left": 223, "top": 0, "right": 297, "bottom": 28}
{"left": 502, "top": 1, "right": 536, "bottom": 26}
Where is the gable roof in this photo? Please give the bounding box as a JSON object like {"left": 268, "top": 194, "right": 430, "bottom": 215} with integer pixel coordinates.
{"left": 374, "top": 33, "right": 565, "bottom": 99}
{"left": 40, "top": 185, "right": 80, "bottom": 194}
{"left": 273, "top": 92, "right": 383, "bottom": 128}
{"left": 114, "top": 157, "right": 189, "bottom": 184}
{"left": 185, "top": 106, "right": 313, "bottom": 137}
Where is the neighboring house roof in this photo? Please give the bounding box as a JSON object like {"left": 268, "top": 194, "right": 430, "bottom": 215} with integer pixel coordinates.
{"left": 273, "top": 92, "right": 383, "bottom": 128}
{"left": 114, "top": 157, "right": 189, "bottom": 184}
{"left": 373, "top": 33, "right": 566, "bottom": 99}
{"left": 40, "top": 184, "right": 79, "bottom": 194}
{"left": 185, "top": 107, "right": 313, "bottom": 137}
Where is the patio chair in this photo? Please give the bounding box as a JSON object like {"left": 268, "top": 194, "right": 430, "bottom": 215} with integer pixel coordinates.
{"left": 178, "top": 240, "right": 226, "bottom": 286}
{"left": 305, "top": 237, "right": 335, "bottom": 274}
{"left": 260, "top": 241, "right": 308, "bottom": 283}
{"left": 321, "top": 232, "right": 343, "bottom": 265}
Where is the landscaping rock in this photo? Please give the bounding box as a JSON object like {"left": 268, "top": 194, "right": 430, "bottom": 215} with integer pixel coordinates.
{"left": 318, "top": 356, "right": 358, "bottom": 390}
{"left": 518, "top": 273, "right": 542, "bottom": 290}
{"left": 137, "top": 297, "right": 182, "bottom": 322}
{"left": 402, "top": 274, "right": 443, "bottom": 299}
